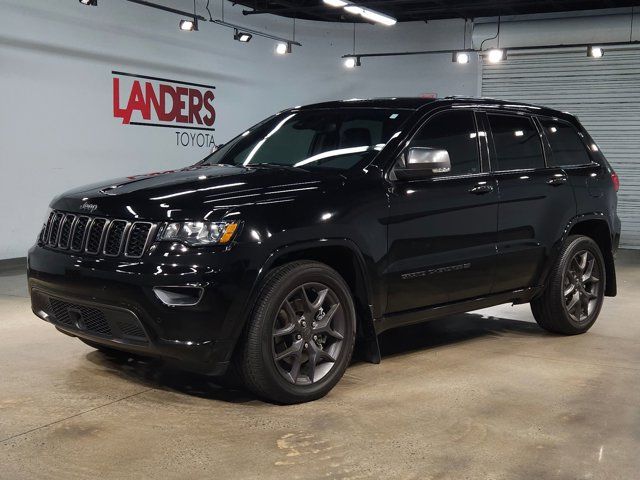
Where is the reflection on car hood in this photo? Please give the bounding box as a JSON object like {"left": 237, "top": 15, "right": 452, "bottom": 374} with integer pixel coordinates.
{"left": 51, "top": 164, "right": 345, "bottom": 221}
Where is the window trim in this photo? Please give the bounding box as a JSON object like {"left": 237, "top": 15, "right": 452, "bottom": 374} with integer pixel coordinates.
{"left": 535, "top": 116, "right": 599, "bottom": 169}
{"left": 484, "top": 111, "right": 548, "bottom": 173}
{"left": 388, "top": 107, "right": 484, "bottom": 182}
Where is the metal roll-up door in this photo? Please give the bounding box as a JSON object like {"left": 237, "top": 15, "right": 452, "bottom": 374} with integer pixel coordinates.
{"left": 481, "top": 48, "right": 640, "bottom": 248}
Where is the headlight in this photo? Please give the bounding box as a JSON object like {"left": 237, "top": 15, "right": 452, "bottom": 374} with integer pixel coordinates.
{"left": 159, "top": 221, "right": 239, "bottom": 246}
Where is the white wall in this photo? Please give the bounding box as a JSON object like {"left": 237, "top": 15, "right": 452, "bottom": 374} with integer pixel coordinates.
{"left": 0, "top": 0, "right": 478, "bottom": 259}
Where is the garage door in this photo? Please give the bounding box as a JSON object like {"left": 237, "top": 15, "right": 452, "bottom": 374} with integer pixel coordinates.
{"left": 481, "top": 48, "right": 640, "bottom": 248}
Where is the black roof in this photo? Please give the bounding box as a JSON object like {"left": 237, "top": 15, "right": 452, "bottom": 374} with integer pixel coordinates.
{"left": 298, "top": 97, "right": 573, "bottom": 119}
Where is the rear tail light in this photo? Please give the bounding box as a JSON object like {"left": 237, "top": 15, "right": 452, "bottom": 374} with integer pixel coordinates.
{"left": 611, "top": 171, "right": 620, "bottom": 192}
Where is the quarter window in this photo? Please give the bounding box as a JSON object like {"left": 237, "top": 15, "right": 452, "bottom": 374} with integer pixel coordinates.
{"left": 539, "top": 119, "right": 593, "bottom": 167}
{"left": 408, "top": 110, "right": 480, "bottom": 176}
{"left": 488, "top": 114, "right": 544, "bottom": 171}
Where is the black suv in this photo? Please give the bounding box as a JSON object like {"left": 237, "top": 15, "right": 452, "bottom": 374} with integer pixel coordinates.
{"left": 28, "top": 97, "right": 621, "bottom": 403}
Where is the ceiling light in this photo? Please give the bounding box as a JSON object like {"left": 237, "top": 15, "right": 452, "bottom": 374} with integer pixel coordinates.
{"left": 276, "top": 42, "right": 292, "bottom": 55}
{"left": 323, "top": 0, "right": 348, "bottom": 6}
{"left": 587, "top": 46, "right": 604, "bottom": 58}
{"left": 179, "top": 18, "right": 197, "bottom": 31}
{"left": 487, "top": 49, "right": 505, "bottom": 63}
{"left": 344, "top": 57, "right": 361, "bottom": 68}
{"left": 453, "top": 52, "right": 470, "bottom": 64}
{"left": 79, "top": 0, "right": 97, "bottom": 5}
{"left": 234, "top": 29, "right": 252, "bottom": 42}
{"left": 360, "top": 8, "right": 397, "bottom": 26}
{"left": 334, "top": 3, "right": 396, "bottom": 26}
{"left": 344, "top": 5, "right": 364, "bottom": 14}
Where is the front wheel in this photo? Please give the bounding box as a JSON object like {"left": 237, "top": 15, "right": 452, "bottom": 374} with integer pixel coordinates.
{"left": 531, "top": 235, "right": 606, "bottom": 335}
{"left": 235, "top": 261, "right": 356, "bottom": 404}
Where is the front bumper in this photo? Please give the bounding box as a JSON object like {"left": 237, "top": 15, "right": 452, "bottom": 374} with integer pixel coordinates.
{"left": 27, "top": 242, "right": 261, "bottom": 375}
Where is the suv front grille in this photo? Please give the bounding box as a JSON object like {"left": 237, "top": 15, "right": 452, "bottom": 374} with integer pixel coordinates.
{"left": 42, "top": 210, "right": 156, "bottom": 259}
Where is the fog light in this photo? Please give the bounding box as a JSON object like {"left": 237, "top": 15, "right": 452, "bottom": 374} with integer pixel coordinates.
{"left": 153, "top": 286, "right": 204, "bottom": 307}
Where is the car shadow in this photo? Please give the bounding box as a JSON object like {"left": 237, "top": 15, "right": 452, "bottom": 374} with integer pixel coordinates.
{"left": 375, "top": 311, "right": 545, "bottom": 359}
{"left": 84, "top": 311, "right": 548, "bottom": 403}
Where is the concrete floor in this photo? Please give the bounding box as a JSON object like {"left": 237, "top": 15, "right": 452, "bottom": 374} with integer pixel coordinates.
{"left": 1, "top": 252, "right": 639, "bottom": 480}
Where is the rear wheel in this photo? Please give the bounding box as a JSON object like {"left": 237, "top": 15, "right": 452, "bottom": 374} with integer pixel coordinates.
{"left": 235, "top": 261, "right": 356, "bottom": 404}
{"left": 531, "top": 235, "right": 605, "bottom": 334}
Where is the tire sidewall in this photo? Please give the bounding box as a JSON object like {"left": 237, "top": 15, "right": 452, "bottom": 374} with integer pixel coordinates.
{"left": 557, "top": 236, "right": 606, "bottom": 331}
{"left": 253, "top": 263, "right": 356, "bottom": 402}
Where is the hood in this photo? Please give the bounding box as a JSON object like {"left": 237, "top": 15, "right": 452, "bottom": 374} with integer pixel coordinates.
{"left": 51, "top": 164, "right": 345, "bottom": 221}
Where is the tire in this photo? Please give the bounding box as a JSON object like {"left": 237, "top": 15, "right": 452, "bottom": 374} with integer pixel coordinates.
{"left": 531, "top": 235, "right": 606, "bottom": 335}
{"left": 234, "top": 261, "right": 356, "bottom": 404}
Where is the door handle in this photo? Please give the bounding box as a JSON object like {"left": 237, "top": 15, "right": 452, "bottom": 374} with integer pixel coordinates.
{"left": 469, "top": 184, "right": 494, "bottom": 195}
{"left": 547, "top": 176, "right": 568, "bottom": 186}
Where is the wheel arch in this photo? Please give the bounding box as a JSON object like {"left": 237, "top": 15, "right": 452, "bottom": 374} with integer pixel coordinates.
{"left": 564, "top": 216, "right": 617, "bottom": 297}
{"left": 238, "top": 239, "right": 381, "bottom": 364}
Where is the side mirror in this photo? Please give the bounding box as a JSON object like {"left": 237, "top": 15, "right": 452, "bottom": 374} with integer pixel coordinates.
{"left": 394, "top": 147, "right": 451, "bottom": 180}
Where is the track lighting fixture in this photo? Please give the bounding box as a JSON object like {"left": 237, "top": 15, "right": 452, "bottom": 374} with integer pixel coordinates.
{"left": 79, "top": 0, "right": 97, "bottom": 5}
{"left": 276, "top": 42, "right": 292, "bottom": 55}
{"left": 453, "top": 52, "right": 470, "bottom": 64}
{"left": 487, "top": 49, "right": 506, "bottom": 63}
{"left": 587, "top": 46, "right": 604, "bottom": 58}
{"left": 344, "top": 57, "right": 361, "bottom": 68}
{"left": 234, "top": 29, "right": 252, "bottom": 43}
{"left": 179, "top": 18, "right": 198, "bottom": 31}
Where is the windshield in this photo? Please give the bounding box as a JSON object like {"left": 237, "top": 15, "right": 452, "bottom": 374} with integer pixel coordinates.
{"left": 200, "top": 108, "right": 411, "bottom": 170}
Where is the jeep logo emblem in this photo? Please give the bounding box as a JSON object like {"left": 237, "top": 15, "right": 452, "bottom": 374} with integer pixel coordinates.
{"left": 79, "top": 202, "right": 98, "bottom": 213}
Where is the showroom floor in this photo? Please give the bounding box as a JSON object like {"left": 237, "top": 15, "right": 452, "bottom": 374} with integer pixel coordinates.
{"left": 1, "top": 251, "right": 639, "bottom": 480}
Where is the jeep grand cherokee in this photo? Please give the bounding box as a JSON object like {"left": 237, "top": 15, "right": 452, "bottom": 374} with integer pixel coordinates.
{"left": 28, "top": 97, "right": 621, "bottom": 403}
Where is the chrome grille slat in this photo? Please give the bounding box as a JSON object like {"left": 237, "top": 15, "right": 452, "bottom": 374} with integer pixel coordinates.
{"left": 58, "top": 214, "right": 76, "bottom": 249}
{"left": 86, "top": 218, "right": 108, "bottom": 254}
{"left": 42, "top": 211, "right": 55, "bottom": 243}
{"left": 103, "top": 220, "right": 129, "bottom": 256}
{"left": 71, "top": 216, "right": 90, "bottom": 251}
{"left": 48, "top": 213, "right": 65, "bottom": 246}
{"left": 41, "top": 211, "right": 155, "bottom": 258}
{"left": 125, "top": 222, "right": 154, "bottom": 258}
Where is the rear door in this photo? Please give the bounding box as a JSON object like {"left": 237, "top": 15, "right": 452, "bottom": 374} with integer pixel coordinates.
{"left": 386, "top": 108, "right": 498, "bottom": 313}
{"left": 482, "top": 112, "right": 576, "bottom": 293}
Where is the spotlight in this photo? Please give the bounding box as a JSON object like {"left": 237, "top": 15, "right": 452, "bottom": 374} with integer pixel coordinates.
{"left": 323, "top": 0, "right": 348, "bottom": 6}
{"left": 79, "top": 0, "right": 97, "bottom": 5}
{"left": 587, "top": 46, "right": 604, "bottom": 58}
{"left": 453, "top": 52, "right": 470, "bottom": 64}
{"left": 344, "top": 57, "right": 361, "bottom": 68}
{"left": 179, "top": 18, "right": 198, "bottom": 31}
{"left": 234, "top": 29, "right": 252, "bottom": 43}
{"left": 487, "top": 49, "right": 506, "bottom": 63}
{"left": 276, "top": 42, "right": 292, "bottom": 55}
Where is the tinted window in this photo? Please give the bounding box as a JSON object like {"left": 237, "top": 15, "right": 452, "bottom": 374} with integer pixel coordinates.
{"left": 201, "top": 109, "right": 410, "bottom": 170}
{"left": 408, "top": 110, "right": 480, "bottom": 176}
{"left": 488, "top": 114, "right": 544, "bottom": 171}
{"left": 540, "top": 119, "right": 593, "bottom": 167}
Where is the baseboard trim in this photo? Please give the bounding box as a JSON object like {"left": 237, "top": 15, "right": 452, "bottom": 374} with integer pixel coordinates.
{"left": 0, "top": 257, "right": 27, "bottom": 273}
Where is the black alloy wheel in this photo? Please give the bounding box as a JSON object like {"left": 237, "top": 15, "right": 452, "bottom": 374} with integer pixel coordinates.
{"left": 531, "top": 235, "right": 606, "bottom": 335}
{"left": 562, "top": 250, "right": 602, "bottom": 323}
{"left": 235, "top": 261, "right": 356, "bottom": 404}
{"left": 272, "top": 282, "right": 346, "bottom": 386}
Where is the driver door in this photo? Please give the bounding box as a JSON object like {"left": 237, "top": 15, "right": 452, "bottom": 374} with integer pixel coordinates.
{"left": 385, "top": 109, "right": 498, "bottom": 314}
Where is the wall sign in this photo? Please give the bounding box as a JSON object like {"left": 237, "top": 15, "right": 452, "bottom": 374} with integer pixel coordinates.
{"left": 112, "top": 70, "right": 217, "bottom": 148}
